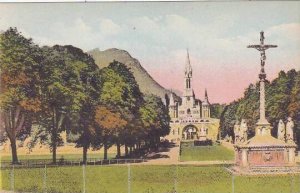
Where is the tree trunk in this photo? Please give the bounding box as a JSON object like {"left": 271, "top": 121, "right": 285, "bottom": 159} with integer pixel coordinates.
{"left": 10, "top": 140, "right": 19, "bottom": 164}
{"left": 116, "top": 142, "right": 121, "bottom": 158}
{"left": 52, "top": 108, "right": 57, "bottom": 164}
{"left": 3, "top": 108, "right": 25, "bottom": 164}
{"left": 83, "top": 145, "right": 88, "bottom": 164}
{"left": 125, "top": 144, "right": 128, "bottom": 157}
{"left": 52, "top": 143, "right": 57, "bottom": 164}
{"left": 104, "top": 143, "right": 108, "bottom": 160}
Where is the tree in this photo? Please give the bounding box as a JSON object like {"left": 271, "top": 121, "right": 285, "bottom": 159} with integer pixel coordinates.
{"left": 94, "top": 106, "right": 127, "bottom": 159}
{"left": 98, "top": 61, "right": 143, "bottom": 158}
{"left": 210, "top": 103, "right": 226, "bottom": 119}
{"left": 66, "top": 46, "right": 101, "bottom": 164}
{"left": 0, "top": 28, "right": 41, "bottom": 164}
{"left": 139, "top": 94, "right": 170, "bottom": 150}
{"left": 37, "top": 45, "right": 99, "bottom": 163}
{"left": 220, "top": 69, "right": 300, "bottom": 145}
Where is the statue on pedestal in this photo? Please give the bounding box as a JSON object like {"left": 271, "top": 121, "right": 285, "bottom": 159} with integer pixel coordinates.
{"left": 277, "top": 119, "right": 285, "bottom": 141}
{"left": 286, "top": 117, "right": 294, "bottom": 143}
{"left": 239, "top": 119, "right": 248, "bottom": 143}
{"left": 234, "top": 120, "right": 240, "bottom": 144}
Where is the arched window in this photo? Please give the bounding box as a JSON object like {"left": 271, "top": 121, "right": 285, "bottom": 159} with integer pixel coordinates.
{"left": 187, "top": 109, "right": 191, "bottom": 114}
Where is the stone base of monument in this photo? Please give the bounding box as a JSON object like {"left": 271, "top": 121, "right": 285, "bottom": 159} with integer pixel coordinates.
{"left": 233, "top": 133, "right": 298, "bottom": 175}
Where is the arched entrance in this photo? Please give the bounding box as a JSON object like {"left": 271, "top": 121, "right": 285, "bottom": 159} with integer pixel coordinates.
{"left": 182, "top": 125, "right": 198, "bottom": 140}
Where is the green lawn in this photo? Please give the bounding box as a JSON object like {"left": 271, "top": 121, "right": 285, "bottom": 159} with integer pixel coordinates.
{"left": 1, "top": 165, "right": 299, "bottom": 193}
{"left": 1, "top": 153, "right": 116, "bottom": 162}
{"left": 180, "top": 144, "right": 234, "bottom": 161}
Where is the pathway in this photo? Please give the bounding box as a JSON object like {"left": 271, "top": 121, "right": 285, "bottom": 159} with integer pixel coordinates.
{"left": 135, "top": 142, "right": 234, "bottom": 165}
{"left": 141, "top": 141, "right": 180, "bottom": 165}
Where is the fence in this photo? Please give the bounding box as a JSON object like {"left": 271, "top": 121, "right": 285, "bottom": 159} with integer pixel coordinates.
{"left": 0, "top": 158, "right": 145, "bottom": 169}
{"left": 1, "top": 164, "right": 300, "bottom": 193}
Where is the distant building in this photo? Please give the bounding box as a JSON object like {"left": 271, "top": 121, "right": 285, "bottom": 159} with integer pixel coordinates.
{"left": 166, "top": 50, "right": 218, "bottom": 142}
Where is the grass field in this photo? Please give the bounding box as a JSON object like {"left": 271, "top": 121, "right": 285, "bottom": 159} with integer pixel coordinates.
{"left": 1, "top": 165, "right": 299, "bottom": 193}
{"left": 180, "top": 144, "right": 234, "bottom": 161}
{"left": 0, "top": 153, "right": 116, "bottom": 162}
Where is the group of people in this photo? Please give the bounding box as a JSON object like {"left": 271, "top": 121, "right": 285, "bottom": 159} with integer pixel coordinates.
{"left": 277, "top": 117, "right": 295, "bottom": 143}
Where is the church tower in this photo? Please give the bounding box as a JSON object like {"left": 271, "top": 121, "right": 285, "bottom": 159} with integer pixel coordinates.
{"left": 202, "top": 89, "right": 211, "bottom": 118}
{"left": 182, "top": 49, "right": 195, "bottom": 107}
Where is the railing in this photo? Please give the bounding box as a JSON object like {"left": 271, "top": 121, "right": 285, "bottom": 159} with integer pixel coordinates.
{"left": 0, "top": 158, "right": 146, "bottom": 169}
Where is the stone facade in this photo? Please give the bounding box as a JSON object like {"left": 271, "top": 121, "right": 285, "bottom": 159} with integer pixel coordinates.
{"left": 166, "top": 51, "right": 218, "bottom": 142}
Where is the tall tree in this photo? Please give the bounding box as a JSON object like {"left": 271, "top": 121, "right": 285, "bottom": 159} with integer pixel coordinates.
{"left": 66, "top": 46, "right": 101, "bottom": 164}
{"left": 139, "top": 94, "right": 170, "bottom": 150}
{"left": 37, "top": 45, "right": 98, "bottom": 163}
{"left": 94, "top": 106, "right": 127, "bottom": 159}
{"left": 0, "top": 28, "right": 41, "bottom": 164}
{"left": 98, "top": 61, "right": 143, "bottom": 158}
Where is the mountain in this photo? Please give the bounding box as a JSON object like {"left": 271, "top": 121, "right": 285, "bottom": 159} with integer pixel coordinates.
{"left": 88, "top": 48, "right": 176, "bottom": 100}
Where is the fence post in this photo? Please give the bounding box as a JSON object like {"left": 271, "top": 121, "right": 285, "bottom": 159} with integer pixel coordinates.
{"left": 127, "top": 164, "right": 131, "bottom": 193}
{"left": 232, "top": 174, "right": 235, "bottom": 193}
{"left": 10, "top": 165, "right": 15, "bottom": 192}
{"left": 43, "top": 164, "right": 47, "bottom": 193}
{"left": 82, "top": 164, "right": 86, "bottom": 193}
{"left": 290, "top": 172, "right": 294, "bottom": 193}
{"left": 174, "top": 164, "right": 178, "bottom": 193}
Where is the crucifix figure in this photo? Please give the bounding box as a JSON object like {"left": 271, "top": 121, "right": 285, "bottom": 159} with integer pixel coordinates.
{"left": 247, "top": 31, "right": 277, "bottom": 133}
{"left": 247, "top": 31, "right": 277, "bottom": 80}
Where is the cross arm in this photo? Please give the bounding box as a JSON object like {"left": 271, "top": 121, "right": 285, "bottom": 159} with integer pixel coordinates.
{"left": 263, "top": 45, "right": 278, "bottom": 49}
{"left": 247, "top": 45, "right": 261, "bottom": 49}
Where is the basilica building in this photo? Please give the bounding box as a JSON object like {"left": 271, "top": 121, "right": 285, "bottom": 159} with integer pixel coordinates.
{"left": 166, "top": 51, "right": 218, "bottom": 142}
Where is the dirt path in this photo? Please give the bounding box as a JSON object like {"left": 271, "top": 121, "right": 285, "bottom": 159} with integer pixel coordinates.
{"left": 141, "top": 142, "right": 180, "bottom": 165}
{"left": 135, "top": 142, "right": 234, "bottom": 166}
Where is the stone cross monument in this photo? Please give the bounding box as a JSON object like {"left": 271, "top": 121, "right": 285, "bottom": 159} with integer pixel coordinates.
{"left": 233, "top": 31, "right": 297, "bottom": 173}
{"left": 247, "top": 31, "right": 277, "bottom": 136}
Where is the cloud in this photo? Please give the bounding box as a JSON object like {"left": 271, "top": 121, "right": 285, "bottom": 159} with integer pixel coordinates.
{"left": 99, "top": 18, "right": 121, "bottom": 36}
{"left": 267, "top": 23, "right": 300, "bottom": 41}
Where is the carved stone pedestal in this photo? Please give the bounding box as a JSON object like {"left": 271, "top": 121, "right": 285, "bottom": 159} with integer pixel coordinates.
{"left": 234, "top": 134, "right": 297, "bottom": 174}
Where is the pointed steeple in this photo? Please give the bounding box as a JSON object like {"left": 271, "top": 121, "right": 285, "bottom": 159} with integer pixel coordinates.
{"left": 185, "top": 49, "right": 192, "bottom": 77}
{"left": 203, "top": 88, "right": 210, "bottom": 105}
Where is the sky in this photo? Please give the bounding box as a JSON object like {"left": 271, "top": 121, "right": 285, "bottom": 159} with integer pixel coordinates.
{"left": 0, "top": 2, "right": 299, "bottom": 104}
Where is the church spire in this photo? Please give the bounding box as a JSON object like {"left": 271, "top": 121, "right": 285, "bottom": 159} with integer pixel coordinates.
{"left": 185, "top": 49, "right": 192, "bottom": 78}
{"left": 203, "top": 88, "right": 210, "bottom": 104}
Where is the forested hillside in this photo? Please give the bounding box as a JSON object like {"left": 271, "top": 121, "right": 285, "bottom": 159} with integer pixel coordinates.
{"left": 88, "top": 48, "right": 176, "bottom": 100}
{"left": 220, "top": 69, "right": 300, "bottom": 145}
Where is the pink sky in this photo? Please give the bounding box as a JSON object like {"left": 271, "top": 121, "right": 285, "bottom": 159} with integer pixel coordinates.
{"left": 145, "top": 53, "right": 300, "bottom": 104}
